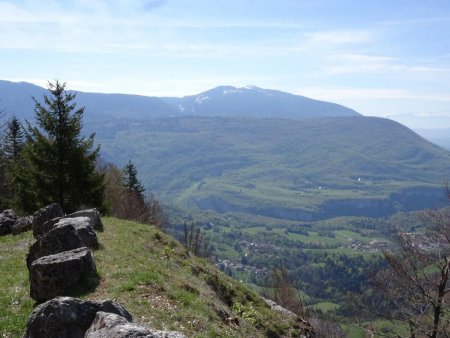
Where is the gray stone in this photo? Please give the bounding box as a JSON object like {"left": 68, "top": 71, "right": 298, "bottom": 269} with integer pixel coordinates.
{"left": 67, "top": 208, "right": 103, "bottom": 231}
{"left": 26, "top": 223, "right": 84, "bottom": 269}
{"left": 49, "top": 217, "right": 99, "bottom": 249}
{"left": 85, "top": 311, "right": 187, "bottom": 338}
{"left": 32, "top": 203, "right": 64, "bottom": 238}
{"left": 0, "top": 209, "right": 17, "bottom": 236}
{"left": 23, "top": 297, "right": 132, "bottom": 338}
{"left": 11, "top": 216, "right": 33, "bottom": 235}
{"left": 263, "top": 297, "right": 296, "bottom": 317}
{"left": 29, "top": 247, "right": 97, "bottom": 302}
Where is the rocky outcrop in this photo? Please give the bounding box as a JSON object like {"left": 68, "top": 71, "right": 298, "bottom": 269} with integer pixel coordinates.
{"left": 263, "top": 298, "right": 297, "bottom": 317}
{"left": 66, "top": 208, "right": 103, "bottom": 231}
{"left": 85, "top": 311, "right": 187, "bottom": 338}
{"left": 23, "top": 297, "right": 187, "bottom": 338}
{"left": 0, "top": 209, "right": 17, "bottom": 235}
{"left": 26, "top": 222, "right": 84, "bottom": 268}
{"left": 29, "top": 247, "right": 96, "bottom": 302}
{"left": 263, "top": 298, "right": 316, "bottom": 338}
{"left": 26, "top": 204, "right": 102, "bottom": 302}
{"left": 42, "top": 217, "right": 99, "bottom": 249}
{"left": 11, "top": 216, "right": 33, "bottom": 235}
{"left": 23, "top": 297, "right": 132, "bottom": 338}
{"left": 32, "top": 203, "right": 64, "bottom": 238}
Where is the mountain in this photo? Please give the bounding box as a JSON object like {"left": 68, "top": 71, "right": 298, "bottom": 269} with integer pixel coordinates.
{"left": 0, "top": 80, "right": 177, "bottom": 122}
{"left": 165, "top": 85, "right": 360, "bottom": 119}
{"left": 2, "top": 79, "right": 449, "bottom": 220}
{"left": 98, "top": 116, "right": 450, "bottom": 220}
{"left": 0, "top": 80, "right": 359, "bottom": 122}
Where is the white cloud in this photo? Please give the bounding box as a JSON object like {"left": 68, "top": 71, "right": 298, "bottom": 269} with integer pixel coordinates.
{"left": 305, "top": 30, "right": 372, "bottom": 45}
{"left": 297, "top": 87, "right": 450, "bottom": 102}
{"left": 322, "top": 53, "right": 450, "bottom": 76}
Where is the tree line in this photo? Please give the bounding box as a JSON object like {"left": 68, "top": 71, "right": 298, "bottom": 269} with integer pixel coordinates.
{"left": 0, "top": 80, "right": 167, "bottom": 228}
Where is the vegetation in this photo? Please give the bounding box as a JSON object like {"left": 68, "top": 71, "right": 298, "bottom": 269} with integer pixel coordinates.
{"left": 0, "top": 108, "right": 7, "bottom": 209}
{"left": 102, "top": 161, "right": 169, "bottom": 228}
{"left": 0, "top": 217, "right": 306, "bottom": 337}
{"left": 368, "top": 203, "right": 450, "bottom": 337}
{"left": 11, "top": 80, "right": 104, "bottom": 213}
{"left": 123, "top": 159, "right": 145, "bottom": 198}
{"left": 98, "top": 116, "right": 450, "bottom": 223}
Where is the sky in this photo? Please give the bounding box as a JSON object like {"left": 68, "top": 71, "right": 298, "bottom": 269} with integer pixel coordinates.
{"left": 1, "top": 0, "right": 450, "bottom": 121}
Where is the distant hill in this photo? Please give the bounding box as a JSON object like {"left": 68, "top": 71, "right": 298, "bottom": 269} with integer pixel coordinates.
{"left": 0, "top": 80, "right": 359, "bottom": 122}
{"left": 2, "top": 79, "right": 449, "bottom": 220}
{"left": 0, "top": 80, "right": 177, "bottom": 121}
{"left": 98, "top": 116, "right": 450, "bottom": 220}
{"left": 163, "top": 85, "right": 360, "bottom": 118}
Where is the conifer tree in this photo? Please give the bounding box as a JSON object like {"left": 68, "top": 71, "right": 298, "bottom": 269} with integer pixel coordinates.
{"left": 3, "top": 115, "right": 24, "bottom": 161}
{"left": 123, "top": 160, "right": 145, "bottom": 198}
{"left": 0, "top": 108, "right": 7, "bottom": 209}
{"left": 0, "top": 116, "right": 25, "bottom": 204}
{"left": 14, "top": 80, "right": 104, "bottom": 213}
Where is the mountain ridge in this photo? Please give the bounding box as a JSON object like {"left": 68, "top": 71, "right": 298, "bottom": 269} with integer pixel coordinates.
{"left": 0, "top": 80, "right": 359, "bottom": 121}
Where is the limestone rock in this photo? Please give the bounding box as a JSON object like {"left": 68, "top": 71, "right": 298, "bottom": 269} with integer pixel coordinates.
{"left": 85, "top": 311, "right": 187, "bottom": 338}
{"left": 23, "top": 297, "right": 131, "bottom": 338}
{"left": 26, "top": 222, "right": 84, "bottom": 269}
{"left": 11, "top": 216, "right": 33, "bottom": 235}
{"left": 263, "top": 297, "right": 296, "bottom": 317}
{"left": 0, "top": 209, "right": 17, "bottom": 235}
{"left": 52, "top": 217, "right": 99, "bottom": 249}
{"left": 67, "top": 208, "right": 103, "bottom": 231}
{"left": 32, "top": 203, "right": 64, "bottom": 238}
{"left": 29, "top": 247, "right": 97, "bottom": 302}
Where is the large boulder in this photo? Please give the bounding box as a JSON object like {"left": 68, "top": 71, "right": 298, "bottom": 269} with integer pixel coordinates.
{"left": 23, "top": 297, "right": 132, "bottom": 338}
{"left": 44, "top": 217, "right": 99, "bottom": 249}
{"left": 0, "top": 209, "right": 17, "bottom": 235}
{"left": 26, "top": 223, "right": 84, "bottom": 269}
{"left": 29, "top": 247, "right": 97, "bottom": 302}
{"left": 11, "top": 216, "right": 33, "bottom": 235}
{"left": 85, "top": 311, "right": 187, "bottom": 338}
{"left": 32, "top": 203, "right": 64, "bottom": 238}
{"left": 66, "top": 208, "right": 103, "bottom": 231}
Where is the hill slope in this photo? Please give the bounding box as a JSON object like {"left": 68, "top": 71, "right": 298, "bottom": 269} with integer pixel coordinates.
{"left": 0, "top": 218, "right": 304, "bottom": 337}
{"left": 99, "top": 116, "right": 450, "bottom": 220}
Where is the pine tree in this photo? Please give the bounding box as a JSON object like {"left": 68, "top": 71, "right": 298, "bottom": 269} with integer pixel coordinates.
{"left": 0, "top": 108, "right": 7, "bottom": 209}
{"left": 13, "top": 80, "right": 105, "bottom": 213}
{"left": 3, "top": 115, "right": 24, "bottom": 161}
{"left": 122, "top": 160, "right": 145, "bottom": 197}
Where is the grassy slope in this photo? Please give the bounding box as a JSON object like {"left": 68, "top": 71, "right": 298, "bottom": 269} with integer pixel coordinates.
{"left": 0, "top": 218, "right": 303, "bottom": 338}
{"left": 99, "top": 116, "right": 450, "bottom": 219}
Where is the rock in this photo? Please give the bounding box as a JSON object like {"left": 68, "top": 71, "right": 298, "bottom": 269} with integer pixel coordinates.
{"left": 85, "top": 311, "right": 187, "bottom": 338}
{"left": 66, "top": 208, "right": 103, "bottom": 231}
{"left": 23, "top": 297, "right": 132, "bottom": 338}
{"left": 32, "top": 203, "right": 64, "bottom": 238}
{"left": 0, "top": 209, "right": 17, "bottom": 235}
{"left": 263, "top": 297, "right": 297, "bottom": 317}
{"left": 29, "top": 247, "right": 97, "bottom": 302}
{"left": 40, "top": 216, "right": 63, "bottom": 234}
{"left": 48, "top": 217, "right": 99, "bottom": 249}
{"left": 26, "top": 222, "right": 84, "bottom": 268}
{"left": 11, "top": 216, "right": 33, "bottom": 235}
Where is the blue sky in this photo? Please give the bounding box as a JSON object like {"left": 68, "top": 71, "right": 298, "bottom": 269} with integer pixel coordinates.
{"left": 1, "top": 0, "right": 450, "bottom": 120}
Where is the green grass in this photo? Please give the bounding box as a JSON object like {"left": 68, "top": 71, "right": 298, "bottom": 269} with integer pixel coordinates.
{"left": 0, "top": 218, "right": 305, "bottom": 337}
{"left": 312, "top": 301, "right": 341, "bottom": 312}
{"left": 0, "top": 231, "right": 35, "bottom": 337}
